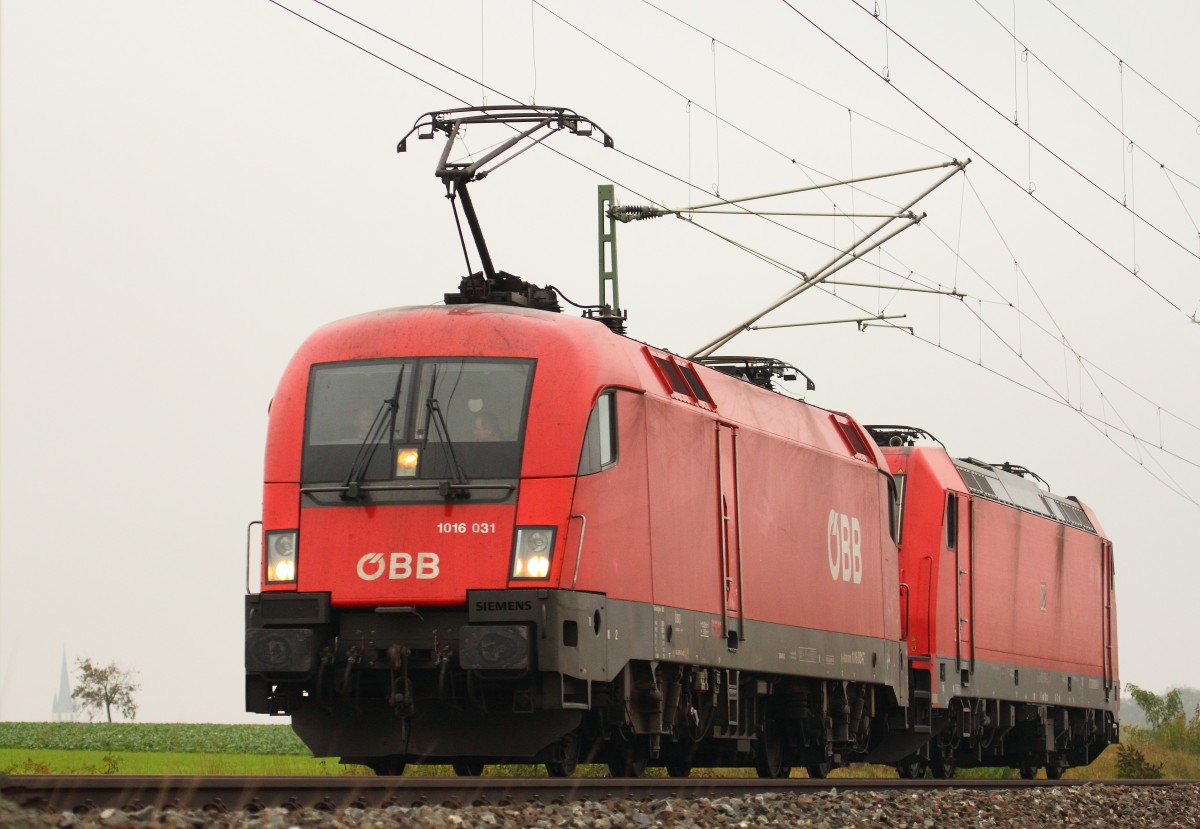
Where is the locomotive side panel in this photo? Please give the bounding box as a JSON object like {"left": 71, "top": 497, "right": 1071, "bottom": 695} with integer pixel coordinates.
{"left": 736, "top": 430, "right": 892, "bottom": 640}
{"left": 644, "top": 396, "right": 724, "bottom": 615}
{"left": 565, "top": 390, "right": 653, "bottom": 603}
{"left": 971, "top": 499, "right": 1107, "bottom": 676}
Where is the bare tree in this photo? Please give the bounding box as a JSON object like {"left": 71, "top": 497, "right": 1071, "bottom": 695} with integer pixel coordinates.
{"left": 72, "top": 658, "right": 139, "bottom": 722}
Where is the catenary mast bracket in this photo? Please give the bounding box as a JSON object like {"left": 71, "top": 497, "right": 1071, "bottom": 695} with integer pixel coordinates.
{"left": 689, "top": 158, "right": 971, "bottom": 359}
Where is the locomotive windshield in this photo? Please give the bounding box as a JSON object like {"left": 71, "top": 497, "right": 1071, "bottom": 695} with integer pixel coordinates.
{"left": 302, "top": 358, "right": 534, "bottom": 483}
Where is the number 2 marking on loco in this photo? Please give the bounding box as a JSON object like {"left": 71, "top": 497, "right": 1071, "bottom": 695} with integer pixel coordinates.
{"left": 827, "top": 510, "right": 863, "bottom": 584}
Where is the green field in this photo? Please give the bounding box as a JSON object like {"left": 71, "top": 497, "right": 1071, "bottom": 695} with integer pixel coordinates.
{"left": 2, "top": 722, "right": 1196, "bottom": 778}
{"left": 0, "top": 722, "right": 308, "bottom": 756}
{"left": 0, "top": 750, "right": 363, "bottom": 776}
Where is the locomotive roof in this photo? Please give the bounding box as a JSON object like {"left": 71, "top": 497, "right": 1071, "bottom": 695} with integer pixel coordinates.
{"left": 952, "top": 457, "right": 1098, "bottom": 534}
{"left": 266, "top": 304, "right": 890, "bottom": 481}
{"left": 882, "top": 440, "right": 1104, "bottom": 537}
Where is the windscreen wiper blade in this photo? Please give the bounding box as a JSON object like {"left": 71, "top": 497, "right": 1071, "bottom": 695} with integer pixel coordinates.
{"left": 342, "top": 366, "right": 406, "bottom": 500}
{"left": 424, "top": 396, "right": 470, "bottom": 493}
{"left": 417, "top": 364, "right": 470, "bottom": 497}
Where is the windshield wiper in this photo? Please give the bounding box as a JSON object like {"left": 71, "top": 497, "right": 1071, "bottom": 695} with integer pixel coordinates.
{"left": 420, "top": 366, "right": 470, "bottom": 498}
{"left": 342, "top": 366, "right": 406, "bottom": 500}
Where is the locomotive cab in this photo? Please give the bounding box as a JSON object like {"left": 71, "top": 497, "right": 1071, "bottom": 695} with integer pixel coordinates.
{"left": 246, "top": 305, "right": 627, "bottom": 772}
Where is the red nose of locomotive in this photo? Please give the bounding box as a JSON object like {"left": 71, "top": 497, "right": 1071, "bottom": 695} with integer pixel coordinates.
{"left": 261, "top": 346, "right": 577, "bottom": 605}
{"left": 296, "top": 503, "right": 526, "bottom": 606}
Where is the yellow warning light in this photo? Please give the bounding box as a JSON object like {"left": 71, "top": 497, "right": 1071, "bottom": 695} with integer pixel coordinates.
{"left": 396, "top": 448, "right": 420, "bottom": 477}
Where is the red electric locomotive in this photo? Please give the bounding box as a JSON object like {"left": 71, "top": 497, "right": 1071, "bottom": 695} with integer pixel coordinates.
{"left": 244, "top": 106, "right": 1118, "bottom": 777}
{"left": 867, "top": 426, "right": 1119, "bottom": 779}
{"left": 246, "top": 301, "right": 913, "bottom": 776}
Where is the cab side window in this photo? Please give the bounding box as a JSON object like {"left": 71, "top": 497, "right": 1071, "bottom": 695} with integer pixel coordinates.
{"left": 578, "top": 391, "right": 617, "bottom": 475}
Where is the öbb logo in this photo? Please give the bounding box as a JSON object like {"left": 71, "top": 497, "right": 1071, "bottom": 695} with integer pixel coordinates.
{"left": 356, "top": 552, "right": 440, "bottom": 581}
{"left": 826, "top": 510, "right": 863, "bottom": 584}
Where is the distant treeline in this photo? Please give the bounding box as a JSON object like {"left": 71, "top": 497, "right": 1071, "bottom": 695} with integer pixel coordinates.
{"left": 1121, "top": 686, "right": 1200, "bottom": 729}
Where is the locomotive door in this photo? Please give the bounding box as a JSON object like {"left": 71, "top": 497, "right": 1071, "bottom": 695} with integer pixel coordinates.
{"left": 716, "top": 422, "right": 744, "bottom": 648}
{"left": 950, "top": 492, "right": 974, "bottom": 684}
{"left": 1101, "top": 540, "right": 1115, "bottom": 700}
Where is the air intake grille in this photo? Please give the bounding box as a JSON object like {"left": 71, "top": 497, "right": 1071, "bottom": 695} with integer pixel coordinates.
{"left": 1049, "top": 499, "right": 1096, "bottom": 533}
{"left": 956, "top": 467, "right": 996, "bottom": 497}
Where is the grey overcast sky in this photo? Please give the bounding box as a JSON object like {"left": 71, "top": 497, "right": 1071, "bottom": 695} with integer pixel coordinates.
{"left": 1, "top": 0, "right": 1197, "bottom": 722}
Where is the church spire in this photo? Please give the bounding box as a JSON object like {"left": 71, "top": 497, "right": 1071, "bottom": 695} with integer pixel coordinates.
{"left": 52, "top": 647, "right": 79, "bottom": 721}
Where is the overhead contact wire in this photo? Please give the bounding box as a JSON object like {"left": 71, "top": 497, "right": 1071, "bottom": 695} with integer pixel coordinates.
{"left": 969, "top": 0, "right": 1200, "bottom": 195}
{"left": 849, "top": 0, "right": 1200, "bottom": 271}
{"left": 692, "top": 214, "right": 1199, "bottom": 495}
{"left": 531, "top": 0, "right": 954, "bottom": 297}
{"left": 778, "top": 0, "right": 1187, "bottom": 316}
{"left": 636, "top": 0, "right": 950, "bottom": 158}
{"left": 265, "top": 0, "right": 469, "bottom": 104}
{"left": 1040, "top": 0, "right": 1200, "bottom": 128}
{"left": 268, "top": 0, "right": 1200, "bottom": 497}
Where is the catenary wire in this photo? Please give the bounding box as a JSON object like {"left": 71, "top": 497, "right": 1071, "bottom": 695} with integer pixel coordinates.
{"left": 776, "top": 0, "right": 1188, "bottom": 317}
{"left": 530, "top": 0, "right": 962, "bottom": 296}
{"left": 693, "top": 214, "right": 1199, "bottom": 498}
{"left": 687, "top": 216, "right": 1199, "bottom": 500}
{"left": 266, "top": 0, "right": 1199, "bottom": 499}
{"left": 286, "top": 0, "right": 1198, "bottom": 464}
{"left": 968, "top": 0, "right": 1200, "bottom": 195}
{"left": 285, "top": 0, "right": 1187, "bottom": 440}
{"left": 637, "top": 0, "right": 1200, "bottom": 448}
{"left": 542, "top": 0, "right": 1116, "bottom": 350}
{"left": 1039, "top": 0, "right": 1200, "bottom": 128}
{"left": 587, "top": 0, "right": 1200, "bottom": 405}
{"left": 635, "top": 0, "right": 952, "bottom": 159}
{"left": 264, "top": 0, "right": 468, "bottom": 104}
{"left": 548, "top": 0, "right": 1199, "bottom": 420}
{"left": 921, "top": 175, "right": 1200, "bottom": 443}
{"left": 844, "top": 0, "right": 1200, "bottom": 291}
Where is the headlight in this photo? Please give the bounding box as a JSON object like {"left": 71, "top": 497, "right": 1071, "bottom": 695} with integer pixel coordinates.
{"left": 395, "top": 447, "right": 420, "bottom": 477}
{"left": 265, "top": 530, "right": 298, "bottom": 584}
{"left": 511, "top": 527, "right": 556, "bottom": 580}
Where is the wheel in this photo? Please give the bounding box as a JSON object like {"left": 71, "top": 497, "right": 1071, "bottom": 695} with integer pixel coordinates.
{"left": 930, "top": 752, "right": 956, "bottom": 778}
{"left": 365, "top": 756, "right": 406, "bottom": 776}
{"left": 754, "top": 722, "right": 792, "bottom": 779}
{"left": 1018, "top": 763, "right": 1039, "bottom": 779}
{"left": 895, "top": 755, "right": 927, "bottom": 779}
{"left": 805, "top": 762, "right": 831, "bottom": 779}
{"left": 546, "top": 759, "right": 577, "bottom": 777}
{"left": 930, "top": 732, "right": 957, "bottom": 779}
{"left": 545, "top": 730, "right": 581, "bottom": 778}
{"left": 1045, "top": 762, "right": 1066, "bottom": 780}
{"left": 606, "top": 734, "right": 650, "bottom": 778}
{"left": 665, "top": 762, "right": 692, "bottom": 778}
{"left": 930, "top": 745, "right": 957, "bottom": 778}
{"left": 606, "top": 746, "right": 648, "bottom": 778}
{"left": 452, "top": 760, "right": 485, "bottom": 776}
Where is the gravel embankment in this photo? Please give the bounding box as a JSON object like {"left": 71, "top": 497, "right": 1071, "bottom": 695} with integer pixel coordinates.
{"left": 3, "top": 784, "right": 1199, "bottom": 829}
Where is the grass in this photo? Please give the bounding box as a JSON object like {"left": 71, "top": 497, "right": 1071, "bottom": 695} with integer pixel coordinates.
{"left": 1063, "top": 736, "right": 1200, "bottom": 780}
{"left": 0, "top": 749, "right": 363, "bottom": 776}
{"left": 3, "top": 724, "right": 1196, "bottom": 778}
{"left": 0, "top": 722, "right": 306, "bottom": 755}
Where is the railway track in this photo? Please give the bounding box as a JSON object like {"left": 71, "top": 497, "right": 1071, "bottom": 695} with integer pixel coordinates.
{"left": 1, "top": 774, "right": 1194, "bottom": 813}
